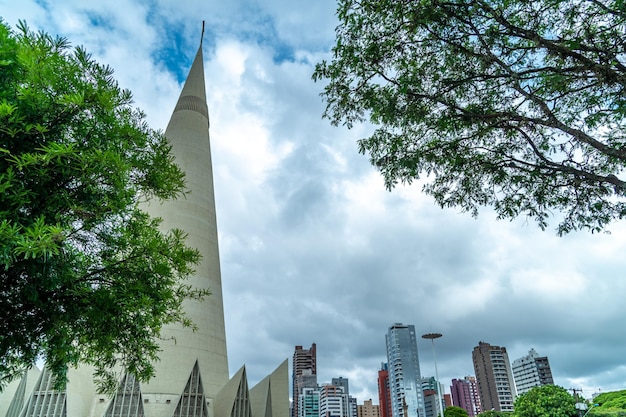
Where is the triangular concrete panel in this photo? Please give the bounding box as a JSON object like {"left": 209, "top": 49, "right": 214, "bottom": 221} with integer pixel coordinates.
{"left": 19, "top": 367, "right": 66, "bottom": 417}
{"left": 172, "top": 360, "right": 208, "bottom": 417}
{"left": 3, "top": 368, "right": 40, "bottom": 417}
{"left": 249, "top": 359, "right": 288, "bottom": 417}
{"left": 249, "top": 375, "right": 271, "bottom": 417}
{"left": 214, "top": 366, "right": 251, "bottom": 417}
{"left": 269, "top": 359, "right": 289, "bottom": 417}
{"left": 103, "top": 373, "right": 145, "bottom": 417}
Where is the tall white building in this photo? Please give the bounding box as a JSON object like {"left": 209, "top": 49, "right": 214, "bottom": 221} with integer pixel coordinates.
{"left": 512, "top": 349, "right": 554, "bottom": 394}
{"left": 331, "top": 377, "right": 357, "bottom": 417}
{"left": 319, "top": 385, "right": 349, "bottom": 417}
{"left": 386, "top": 324, "right": 427, "bottom": 417}
{"left": 0, "top": 29, "right": 288, "bottom": 417}
{"left": 305, "top": 378, "right": 358, "bottom": 417}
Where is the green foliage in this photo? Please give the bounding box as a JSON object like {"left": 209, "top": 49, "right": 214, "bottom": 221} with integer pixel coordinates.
{"left": 588, "top": 410, "right": 626, "bottom": 417}
{"left": 595, "top": 390, "right": 626, "bottom": 410}
{"left": 590, "top": 390, "right": 626, "bottom": 416}
{"left": 0, "top": 20, "right": 203, "bottom": 392}
{"left": 513, "top": 385, "right": 577, "bottom": 417}
{"left": 314, "top": 0, "right": 626, "bottom": 234}
{"left": 477, "top": 411, "right": 512, "bottom": 417}
{"left": 445, "top": 406, "right": 469, "bottom": 417}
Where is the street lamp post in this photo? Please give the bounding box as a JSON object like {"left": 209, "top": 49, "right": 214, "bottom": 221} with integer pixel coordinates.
{"left": 422, "top": 333, "right": 445, "bottom": 417}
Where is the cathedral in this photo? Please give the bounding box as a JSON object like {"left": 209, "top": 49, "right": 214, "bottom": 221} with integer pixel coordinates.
{"left": 0, "top": 31, "right": 288, "bottom": 417}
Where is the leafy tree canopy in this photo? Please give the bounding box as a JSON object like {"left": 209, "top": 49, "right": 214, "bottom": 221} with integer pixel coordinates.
{"left": 444, "top": 406, "right": 469, "bottom": 417}
{"left": 590, "top": 390, "right": 626, "bottom": 416}
{"left": 595, "top": 390, "right": 626, "bottom": 410}
{"left": 314, "top": 0, "right": 626, "bottom": 234}
{"left": 513, "top": 385, "right": 577, "bottom": 417}
{"left": 477, "top": 411, "right": 512, "bottom": 417}
{"left": 0, "top": 20, "right": 203, "bottom": 392}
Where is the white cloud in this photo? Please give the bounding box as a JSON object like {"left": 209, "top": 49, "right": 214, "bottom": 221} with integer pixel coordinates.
{"left": 441, "top": 277, "right": 504, "bottom": 321}
{"left": 509, "top": 268, "right": 588, "bottom": 299}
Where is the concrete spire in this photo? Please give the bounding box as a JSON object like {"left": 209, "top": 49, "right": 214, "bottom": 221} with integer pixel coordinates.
{"left": 139, "top": 33, "right": 230, "bottom": 416}
{"left": 170, "top": 44, "right": 209, "bottom": 126}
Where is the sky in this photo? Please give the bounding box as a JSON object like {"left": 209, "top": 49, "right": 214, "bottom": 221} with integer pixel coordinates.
{"left": 3, "top": 0, "right": 625, "bottom": 405}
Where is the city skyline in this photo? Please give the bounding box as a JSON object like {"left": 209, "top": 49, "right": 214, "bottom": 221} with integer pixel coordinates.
{"left": 2, "top": 0, "right": 625, "bottom": 407}
{"left": 297, "top": 339, "right": 558, "bottom": 405}
{"left": 295, "top": 337, "right": 560, "bottom": 415}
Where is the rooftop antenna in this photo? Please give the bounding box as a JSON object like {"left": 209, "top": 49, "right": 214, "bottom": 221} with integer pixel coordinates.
{"left": 201, "top": 20, "right": 205, "bottom": 45}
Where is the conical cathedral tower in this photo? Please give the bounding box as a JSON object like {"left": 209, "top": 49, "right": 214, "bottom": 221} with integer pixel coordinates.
{"left": 138, "top": 32, "right": 230, "bottom": 417}
{"left": 0, "top": 29, "right": 288, "bottom": 417}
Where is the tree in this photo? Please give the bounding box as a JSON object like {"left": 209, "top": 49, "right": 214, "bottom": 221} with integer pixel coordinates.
{"left": 314, "top": 0, "right": 626, "bottom": 234}
{"left": 0, "top": 20, "right": 204, "bottom": 392}
{"left": 444, "top": 406, "right": 469, "bottom": 417}
{"left": 589, "top": 390, "right": 626, "bottom": 417}
{"left": 477, "top": 411, "right": 512, "bottom": 417}
{"left": 513, "top": 385, "right": 577, "bottom": 417}
{"left": 594, "top": 390, "right": 626, "bottom": 410}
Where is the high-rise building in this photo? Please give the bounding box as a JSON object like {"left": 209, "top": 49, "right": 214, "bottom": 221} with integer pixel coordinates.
{"left": 450, "top": 377, "right": 482, "bottom": 417}
{"left": 319, "top": 385, "right": 349, "bottom": 417}
{"left": 300, "top": 387, "right": 320, "bottom": 417}
{"left": 386, "top": 323, "right": 427, "bottom": 417}
{"left": 378, "top": 364, "right": 392, "bottom": 417}
{"left": 422, "top": 390, "right": 438, "bottom": 417}
{"left": 349, "top": 397, "right": 359, "bottom": 417}
{"left": 331, "top": 377, "right": 356, "bottom": 417}
{"left": 511, "top": 349, "right": 554, "bottom": 394}
{"left": 472, "top": 342, "right": 516, "bottom": 412}
{"left": 293, "top": 344, "right": 317, "bottom": 417}
{"left": 358, "top": 399, "right": 381, "bottom": 417}
{"left": 0, "top": 28, "right": 288, "bottom": 417}
{"left": 420, "top": 377, "right": 445, "bottom": 417}
{"left": 332, "top": 377, "right": 350, "bottom": 395}
{"left": 294, "top": 368, "right": 318, "bottom": 417}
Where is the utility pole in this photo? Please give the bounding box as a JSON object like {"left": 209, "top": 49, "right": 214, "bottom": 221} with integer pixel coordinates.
{"left": 571, "top": 388, "right": 585, "bottom": 417}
